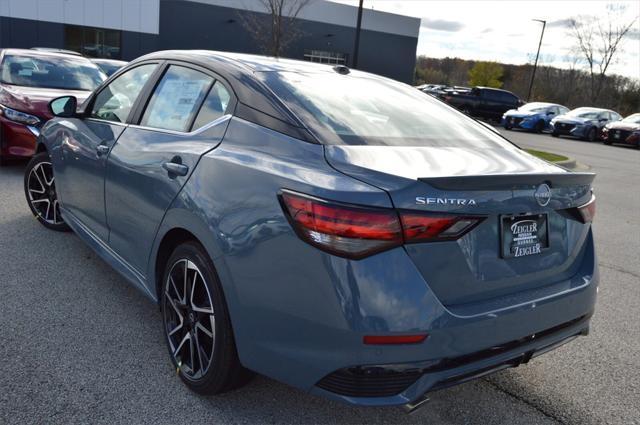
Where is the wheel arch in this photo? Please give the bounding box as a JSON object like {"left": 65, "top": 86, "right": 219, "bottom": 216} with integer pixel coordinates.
{"left": 148, "top": 207, "right": 231, "bottom": 305}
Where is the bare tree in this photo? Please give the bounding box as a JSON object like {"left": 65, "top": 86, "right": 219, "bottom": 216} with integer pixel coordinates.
{"left": 239, "top": 0, "right": 313, "bottom": 57}
{"left": 569, "top": 3, "right": 637, "bottom": 103}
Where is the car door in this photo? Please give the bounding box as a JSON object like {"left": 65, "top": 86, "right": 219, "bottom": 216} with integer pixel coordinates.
{"left": 54, "top": 63, "right": 159, "bottom": 241}
{"left": 104, "top": 63, "right": 235, "bottom": 275}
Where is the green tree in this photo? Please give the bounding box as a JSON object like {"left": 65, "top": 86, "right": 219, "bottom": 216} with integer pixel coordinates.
{"left": 468, "top": 61, "right": 504, "bottom": 88}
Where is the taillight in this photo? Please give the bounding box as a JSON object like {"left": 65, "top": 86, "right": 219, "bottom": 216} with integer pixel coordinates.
{"left": 400, "top": 213, "right": 482, "bottom": 242}
{"left": 280, "top": 190, "right": 484, "bottom": 259}
{"left": 578, "top": 194, "right": 596, "bottom": 223}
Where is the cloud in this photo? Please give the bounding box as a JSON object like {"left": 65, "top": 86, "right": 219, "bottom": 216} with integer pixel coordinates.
{"left": 420, "top": 18, "right": 464, "bottom": 32}
{"left": 481, "top": 28, "right": 493, "bottom": 34}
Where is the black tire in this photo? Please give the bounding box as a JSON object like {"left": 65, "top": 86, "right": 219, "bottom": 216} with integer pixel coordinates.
{"left": 551, "top": 132, "right": 559, "bottom": 138}
{"left": 603, "top": 139, "right": 612, "bottom": 145}
{"left": 534, "top": 120, "right": 545, "bottom": 133}
{"left": 585, "top": 127, "right": 597, "bottom": 142}
{"left": 23, "top": 152, "right": 70, "bottom": 232}
{"left": 161, "top": 241, "right": 253, "bottom": 395}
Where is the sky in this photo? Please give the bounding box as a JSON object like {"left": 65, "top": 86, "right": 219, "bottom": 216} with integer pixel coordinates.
{"left": 330, "top": 0, "right": 640, "bottom": 79}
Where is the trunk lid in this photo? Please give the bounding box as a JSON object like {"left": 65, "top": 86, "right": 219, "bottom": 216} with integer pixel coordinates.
{"left": 325, "top": 144, "right": 595, "bottom": 307}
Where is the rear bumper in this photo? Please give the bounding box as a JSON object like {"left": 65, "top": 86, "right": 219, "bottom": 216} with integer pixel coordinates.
{"left": 0, "top": 116, "right": 38, "bottom": 159}
{"left": 237, "top": 229, "right": 598, "bottom": 407}
{"left": 312, "top": 311, "right": 593, "bottom": 406}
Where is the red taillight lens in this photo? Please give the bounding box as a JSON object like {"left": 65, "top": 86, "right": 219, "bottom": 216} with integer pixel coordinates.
{"left": 578, "top": 194, "right": 596, "bottom": 223}
{"left": 280, "top": 191, "right": 403, "bottom": 259}
{"left": 280, "top": 190, "right": 484, "bottom": 259}
{"left": 400, "top": 213, "right": 482, "bottom": 242}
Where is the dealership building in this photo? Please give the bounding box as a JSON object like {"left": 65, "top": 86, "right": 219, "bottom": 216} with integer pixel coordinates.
{"left": 0, "top": 0, "right": 420, "bottom": 83}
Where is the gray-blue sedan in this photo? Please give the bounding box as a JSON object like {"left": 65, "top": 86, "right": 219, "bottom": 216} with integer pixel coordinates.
{"left": 24, "top": 50, "right": 598, "bottom": 409}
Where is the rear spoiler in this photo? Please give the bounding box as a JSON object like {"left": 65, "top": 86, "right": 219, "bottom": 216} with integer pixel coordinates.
{"left": 418, "top": 173, "right": 595, "bottom": 191}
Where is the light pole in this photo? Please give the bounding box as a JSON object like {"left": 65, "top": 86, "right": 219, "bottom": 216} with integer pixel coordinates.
{"left": 527, "top": 19, "right": 546, "bottom": 102}
{"left": 352, "top": 0, "right": 364, "bottom": 68}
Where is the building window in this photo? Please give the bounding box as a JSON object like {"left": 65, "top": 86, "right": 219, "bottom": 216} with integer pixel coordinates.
{"left": 64, "top": 25, "right": 122, "bottom": 59}
{"left": 303, "top": 50, "right": 348, "bottom": 65}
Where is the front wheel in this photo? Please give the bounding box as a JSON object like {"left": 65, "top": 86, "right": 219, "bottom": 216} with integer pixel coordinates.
{"left": 551, "top": 132, "right": 559, "bottom": 138}
{"left": 161, "top": 242, "right": 253, "bottom": 394}
{"left": 23, "top": 152, "right": 70, "bottom": 231}
{"left": 534, "top": 120, "right": 545, "bottom": 133}
{"left": 585, "top": 127, "right": 597, "bottom": 142}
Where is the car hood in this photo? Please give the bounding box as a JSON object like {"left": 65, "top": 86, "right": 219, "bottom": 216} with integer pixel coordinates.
{"left": 0, "top": 84, "right": 92, "bottom": 120}
{"left": 553, "top": 115, "right": 593, "bottom": 125}
{"left": 504, "top": 110, "right": 539, "bottom": 118}
{"left": 606, "top": 121, "right": 639, "bottom": 131}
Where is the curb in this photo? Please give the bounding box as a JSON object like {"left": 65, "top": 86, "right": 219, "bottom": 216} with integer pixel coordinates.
{"left": 555, "top": 158, "right": 577, "bottom": 169}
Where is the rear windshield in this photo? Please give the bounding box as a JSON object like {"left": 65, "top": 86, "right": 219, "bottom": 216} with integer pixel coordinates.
{"left": 0, "top": 54, "right": 105, "bottom": 91}
{"left": 262, "top": 71, "right": 510, "bottom": 147}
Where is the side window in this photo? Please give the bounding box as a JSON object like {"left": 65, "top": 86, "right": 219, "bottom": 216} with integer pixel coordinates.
{"left": 91, "top": 64, "right": 157, "bottom": 123}
{"left": 140, "top": 65, "right": 213, "bottom": 132}
{"left": 192, "top": 82, "right": 232, "bottom": 130}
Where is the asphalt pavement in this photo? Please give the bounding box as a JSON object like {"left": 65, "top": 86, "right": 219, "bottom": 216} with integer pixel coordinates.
{"left": 1, "top": 130, "right": 638, "bottom": 424}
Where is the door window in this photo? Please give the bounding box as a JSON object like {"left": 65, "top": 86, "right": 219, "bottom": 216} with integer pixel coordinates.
{"left": 140, "top": 66, "right": 213, "bottom": 132}
{"left": 192, "top": 82, "right": 232, "bottom": 130}
{"left": 91, "top": 64, "right": 157, "bottom": 123}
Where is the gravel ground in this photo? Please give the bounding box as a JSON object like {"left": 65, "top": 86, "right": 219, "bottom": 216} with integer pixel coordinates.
{"left": 0, "top": 130, "right": 638, "bottom": 424}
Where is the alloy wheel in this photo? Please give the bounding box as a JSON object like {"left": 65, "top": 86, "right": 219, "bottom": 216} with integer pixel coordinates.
{"left": 163, "top": 259, "right": 216, "bottom": 380}
{"left": 26, "top": 161, "right": 63, "bottom": 225}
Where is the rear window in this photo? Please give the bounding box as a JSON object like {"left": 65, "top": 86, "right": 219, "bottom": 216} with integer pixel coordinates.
{"left": 262, "top": 71, "right": 509, "bottom": 147}
{"left": 0, "top": 54, "right": 105, "bottom": 90}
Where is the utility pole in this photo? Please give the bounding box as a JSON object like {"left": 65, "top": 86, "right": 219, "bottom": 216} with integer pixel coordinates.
{"left": 352, "top": 0, "right": 364, "bottom": 68}
{"left": 527, "top": 19, "right": 546, "bottom": 102}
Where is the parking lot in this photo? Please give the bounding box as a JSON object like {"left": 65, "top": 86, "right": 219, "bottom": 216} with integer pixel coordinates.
{"left": 1, "top": 130, "right": 638, "bottom": 424}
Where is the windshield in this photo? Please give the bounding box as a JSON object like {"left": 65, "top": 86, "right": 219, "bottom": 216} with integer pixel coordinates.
{"left": 263, "top": 71, "right": 509, "bottom": 147}
{"left": 622, "top": 113, "right": 640, "bottom": 124}
{"left": 0, "top": 54, "right": 105, "bottom": 90}
{"left": 519, "top": 103, "right": 548, "bottom": 113}
{"left": 567, "top": 108, "right": 600, "bottom": 119}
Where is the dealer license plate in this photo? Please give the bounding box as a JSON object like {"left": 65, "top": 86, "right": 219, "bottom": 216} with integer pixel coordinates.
{"left": 501, "top": 214, "right": 549, "bottom": 258}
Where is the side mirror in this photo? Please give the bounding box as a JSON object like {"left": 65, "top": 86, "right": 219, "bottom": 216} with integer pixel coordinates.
{"left": 547, "top": 111, "right": 555, "bottom": 116}
{"left": 49, "top": 96, "right": 78, "bottom": 118}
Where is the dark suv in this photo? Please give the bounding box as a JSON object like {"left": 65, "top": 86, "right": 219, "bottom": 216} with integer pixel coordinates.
{"left": 442, "top": 87, "right": 523, "bottom": 121}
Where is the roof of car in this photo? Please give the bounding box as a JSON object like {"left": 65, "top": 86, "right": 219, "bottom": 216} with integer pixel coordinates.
{"left": 0, "top": 48, "right": 90, "bottom": 60}
{"left": 134, "top": 49, "right": 378, "bottom": 77}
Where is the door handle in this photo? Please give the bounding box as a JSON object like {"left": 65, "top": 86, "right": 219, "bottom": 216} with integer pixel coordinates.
{"left": 96, "top": 143, "right": 110, "bottom": 156}
{"left": 162, "top": 159, "right": 189, "bottom": 177}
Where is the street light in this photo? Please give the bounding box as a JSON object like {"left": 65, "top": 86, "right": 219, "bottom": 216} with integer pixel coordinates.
{"left": 527, "top": 19, "right": 546, "bottom": 102}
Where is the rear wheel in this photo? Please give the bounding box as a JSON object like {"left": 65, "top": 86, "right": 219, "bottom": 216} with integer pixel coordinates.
{"left": 23, "top": 152, "right": 70, "bottom": 231}
{"left": 551, "top": 132, "right": 559, "bottom": 138}
{"left": 161, "top": 242, "right": 252, "bottom": 394}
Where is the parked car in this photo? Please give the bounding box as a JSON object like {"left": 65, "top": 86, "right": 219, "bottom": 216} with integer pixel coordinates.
{"left": 0, "top": 48, "right": 105, "bottom": 164}
{"left": 91, "top": 58, "right": 127, "bottom": 76}
{"left": 601, "top": 113, "right": 640, "bottom": 148}
{"left": 502, "top": 102, "right": 570, "bottom": 133}
{"left": 26, "top": 51, "right": 598, "bottom": 409}
{"left": 550, "top": 107, "right": 622, "bottom": 141}
{"left": 442, "top": 86, "right": 523, "bottom": 121}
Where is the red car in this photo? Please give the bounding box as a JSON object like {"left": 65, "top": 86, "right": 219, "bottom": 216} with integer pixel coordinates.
{"left": 0, "top": 49, "right": 105, "bottom": 164}
{"left": 602, "top": 113, "right": 640, "bottom": 148}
